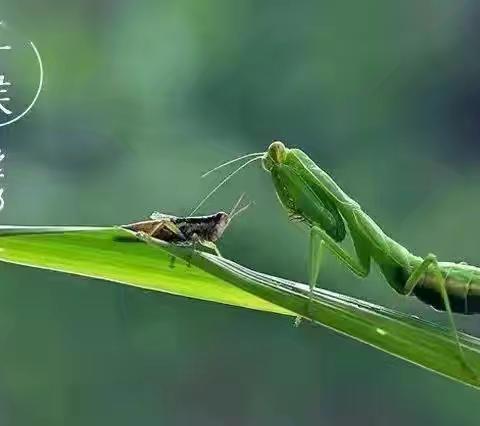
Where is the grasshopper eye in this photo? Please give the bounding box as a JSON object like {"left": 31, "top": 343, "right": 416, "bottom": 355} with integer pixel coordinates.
{"left": 262, "top": 141, "right": 287, "bottom": 171}
{"left": 218, "top": 212, "right": 231, "bottom": 227}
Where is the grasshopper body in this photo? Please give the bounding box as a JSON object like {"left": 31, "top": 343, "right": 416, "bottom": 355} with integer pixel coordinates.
{"left": 122, "top": 212, "right": 229, "bottom": 254}
{"left": 122, "top": 195, "right": 249, "bottom": 256}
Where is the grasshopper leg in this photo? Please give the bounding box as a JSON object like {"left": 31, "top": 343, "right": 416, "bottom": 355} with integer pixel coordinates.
{"left": 135, "top": 221, "right": 186, "bottom": 269}
{"left": 186, "top": 239, "right": 222, "bottom": 267}
{"left": 405, "top": 254, "right": 478, "bottom": 380}
{"left": 135, "top": 230, "right": 179, "bottom": 269}
{"left": 135, "top": 230, "right": 154, "bottom": 244}
{"left": 200, "top": 240, "right": 222, "bottom": 257}
{"left": 186, "top": 234, "right": 200, "bottom": 267}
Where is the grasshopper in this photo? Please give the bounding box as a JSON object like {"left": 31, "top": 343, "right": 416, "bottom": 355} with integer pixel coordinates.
{"left": 121, "top": 194, "right": 250, "bottom": 258}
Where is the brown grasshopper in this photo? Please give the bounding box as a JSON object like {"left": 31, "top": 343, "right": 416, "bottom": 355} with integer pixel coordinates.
{"left": 121, "top": 194, "right": 250, "bottom": 257}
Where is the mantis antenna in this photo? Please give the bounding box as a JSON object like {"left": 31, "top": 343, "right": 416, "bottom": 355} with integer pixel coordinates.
{"left": 201, "top": 152, "right": 264, "bottom": 178}
{"left": 189, "top": 155, "right": 262, "bottom": 215}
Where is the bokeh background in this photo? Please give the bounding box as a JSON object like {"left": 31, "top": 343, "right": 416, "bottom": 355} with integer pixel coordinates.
{"left": 1, "top": 0, "right": 480, "bottom": 424}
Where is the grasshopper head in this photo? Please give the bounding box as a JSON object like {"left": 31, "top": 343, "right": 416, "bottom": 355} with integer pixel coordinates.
{"left": 211, "top": 211, "right": 230, "bottom": 241}
{"left": 262, "top": 141, "right": 288, "bottom": 172}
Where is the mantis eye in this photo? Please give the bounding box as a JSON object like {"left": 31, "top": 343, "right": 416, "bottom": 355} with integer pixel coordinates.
{"left": 262, "top": 141, "right": 287, "bottom": 171}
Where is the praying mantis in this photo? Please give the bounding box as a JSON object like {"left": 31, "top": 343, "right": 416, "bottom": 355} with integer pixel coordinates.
{"left": 199, "top": 141, "right": 480, "bottom": 376}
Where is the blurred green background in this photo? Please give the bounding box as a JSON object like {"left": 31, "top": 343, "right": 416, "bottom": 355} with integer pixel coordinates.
{"left": 1, "top": 0, "right": 480, "bottom": 424}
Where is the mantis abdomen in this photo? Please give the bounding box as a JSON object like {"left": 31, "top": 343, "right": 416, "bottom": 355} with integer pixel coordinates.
{"left": 412, "top": 262, "right": 480, "bottom": 315}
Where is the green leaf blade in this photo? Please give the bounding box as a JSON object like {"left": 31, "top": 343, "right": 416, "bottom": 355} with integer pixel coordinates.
{"left": 0, "top": 227, "right": 291, "bottom": 315}
{"left": 0, "top": 225, "right": 479, "bottom": 389}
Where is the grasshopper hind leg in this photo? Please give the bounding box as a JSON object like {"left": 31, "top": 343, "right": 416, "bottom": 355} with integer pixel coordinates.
{"left": 185, "top": 234, "right": 200, "bottom": 267}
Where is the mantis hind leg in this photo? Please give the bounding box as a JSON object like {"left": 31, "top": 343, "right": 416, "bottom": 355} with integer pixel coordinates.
{"left": 405, "top": 254, "right": 478, "bottom": 380}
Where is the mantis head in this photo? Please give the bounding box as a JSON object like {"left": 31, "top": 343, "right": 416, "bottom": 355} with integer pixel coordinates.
{"left": 262, "top": 141, "right": 288, "bottom": 172}
{"left": 191, "top": 141, "right": 289, "bottom": 215}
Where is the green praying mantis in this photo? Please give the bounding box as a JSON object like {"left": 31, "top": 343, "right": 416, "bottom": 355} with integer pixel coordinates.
{"left": 195, "top": 141, "right": 480, "bottom": 377}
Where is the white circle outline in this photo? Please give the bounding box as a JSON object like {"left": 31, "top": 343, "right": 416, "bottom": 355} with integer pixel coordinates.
{"left": 0, "top": 40, "right": 44, "bottom": 128}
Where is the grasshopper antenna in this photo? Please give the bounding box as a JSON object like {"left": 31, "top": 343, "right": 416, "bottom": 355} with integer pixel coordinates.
{"left": 189, "top": 155, "right": 262, "bottom": 215}
{"left": 229, "top": 199, "right": 252, "bottom": 221}
{"left": 229, "top": 192, "right": 246, "bottom": 216}
{"left": 228, "top": 192, "right": 252, "bottom": 221}
{"left": 201, "top": 152, "right": 264, "bottom": 178}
